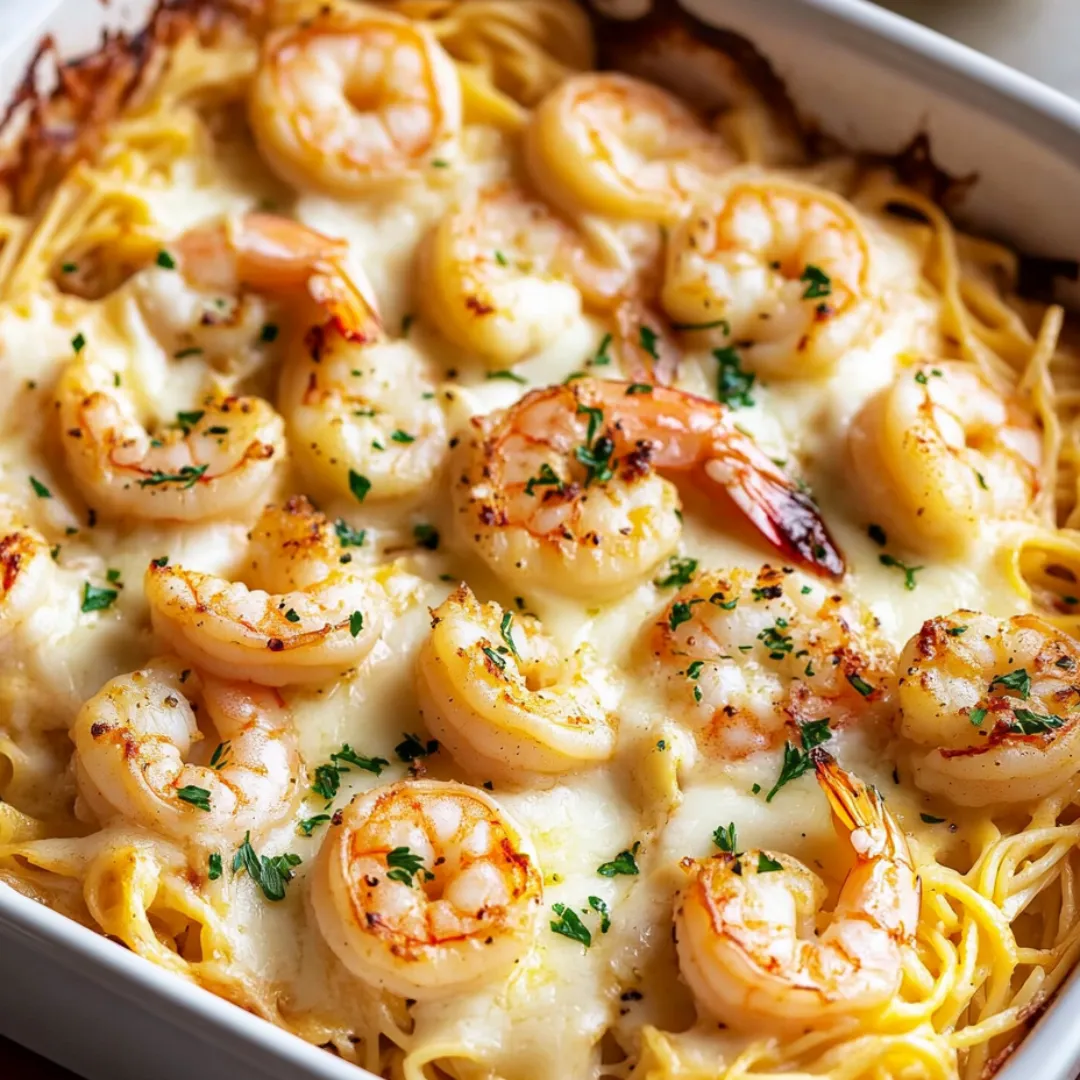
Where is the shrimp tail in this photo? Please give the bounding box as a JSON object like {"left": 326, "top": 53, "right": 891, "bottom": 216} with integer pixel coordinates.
{"left": 704, "top": 439, "right": 846, "bottom": 580}
{"left": 812, "top": 749, "right": 879, "bottom": 832}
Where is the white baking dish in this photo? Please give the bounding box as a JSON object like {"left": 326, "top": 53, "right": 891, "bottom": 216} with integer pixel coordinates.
{"left": 2, "top": 1, "right": 1080, "bottom": 1077}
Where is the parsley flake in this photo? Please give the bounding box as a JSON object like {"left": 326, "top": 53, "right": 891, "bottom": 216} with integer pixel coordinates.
{"left": 550, "top": 903, "right": 591, "bottom": 948}
{"left": 176, "top": 785, "right": 212, "bottom": 811}
{"left": 654, "top": 556, "right": 698, "bottom": 589}
{"left": 800, "top": 264, "right": 832, "bottom": 299}
{"left": 597, "top": 842, "right": 641, "bottom": 877}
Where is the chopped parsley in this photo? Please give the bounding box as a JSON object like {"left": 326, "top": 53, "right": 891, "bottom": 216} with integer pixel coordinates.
{"left": 71, "top": 332, "right": 86, "bottom": 354}
{"left": 334, "top": 519, "right": 366, "bottom": 547}
{"left": 846, "top": 672, "right": 874, "bottom": 697}
{"left": 1011, "top": 709, "right": 1064, "bottom": 735}
{"left": 395, "top": 731, "right": 439, "bottom": 762}
{"left": 758, "top": 618, "right": 793, "bottom": 659}
{"left": 714, "top": 346, "right": 755, "bottom": 409}
{"left": 989, "top": 668, "right": 1031, "bottom": 699}
{"left": 138, "top": 464, "right": 208, "bottom": 489}
{"left": 588, "top": 895, "right": 611, "bottom": 934}
{"left": 574, "top": 404, "right": 615, "bottom": 486}
{"left": 348, "top": 470, "right": 372, "bottom": 503}
{"left": 590, "top": 333, "right": 612, "bottom": 366}
{"left": 297, "top": 814, "right": 331, "bottom": 836}
{"left": 920, "top": 813, "right": 946, "bottom": 824}
{"left": 260, "top": 323, "right": 279, "bottom": 343}
{"left": 209, "top": 741, "right": 231, "bottom": 769}
{"left": 310, "top": 744, "right": 389, "bottom": 802}
{"left": 638, "top": 325, "right": 660, "bottom": 360}
{"left": 757, "top": 853, "right": 783, "bottom": 873}
{"left": 713, "top": 822, "right": 738, "bottom": 853}
{"left": 81, "top": 582, "right": 118, "bottom": 613}
{"left": 413, "top": 523, "right": 439, "bottom": 550}
{"left": 232, "top": 832, "right": 301, "bottom": 902}
{"left": 391, "top": 429, "right": 416, "bottom": 443}
{"left": 386, "top": 846, "right": 435, "bottom": 887}
{"left": 349, "top": 611, "right": 364, "bottom": 637}
{"left": 947, "top": 625, "right": 968, "bottom": 636}
{"left": 654, "top": 556, "right": 698, "bottom": 589}
{"left": 494, "top": 250, "right": 509, "bottom": 266}
{"left": 597, "top": 841, "right": 641, "bottom": 877}
{"left": 156, "top": 250, "right": 176, "bottom": 269}
{"left": 482, "top": 645, "right": 506, "bottom": 670}
{"left": 524, "top": 463, "right": 564, "bottom": 497}
{"left": 879, "top": 553, "right": 923, "bottom": 591}
{"left": 672, "top": 317, "right": 731, "bottom": 333}
{"left": 550, "top": 903, "right": 592, "bottom": 948}
{"left": 969, "top": 707, "right": 988, "bottom": 728}
{"left": 176, "top": 785, "right": 212, "bottom": 811}
{"left": 626, "top": 383, "right": 653, "bottom": 395}
{"left": 29, "top": 476, "right": 51, "bottom": 499}
{"left": 766, "top": 718, "right": 832, "bottom": 802}
{"left": 499, "top": 611, "right": 519, "bottom": 658}
{"left": 175, "top": 410, "right": 205, "bottom": 432}
{"left": 486, "top": 370, "right": 527, "bottom": 384}
{"left": 208, "top": 853, "right": 222, "bottom": 880}
{"left": 800, "top": 264, "right": 832, "bottom": 299}
{"left": 668, "top": 598, "right": 702, "bottom": 631}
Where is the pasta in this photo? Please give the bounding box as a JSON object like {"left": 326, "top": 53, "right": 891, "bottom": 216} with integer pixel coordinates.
{"left": 1, "top": 3, "right": 1080, "bottom": 1079}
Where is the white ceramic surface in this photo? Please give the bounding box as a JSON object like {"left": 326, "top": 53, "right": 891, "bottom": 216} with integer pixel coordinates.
{"left": 1, "top": 1, "right": 1079, "bottom": 1078}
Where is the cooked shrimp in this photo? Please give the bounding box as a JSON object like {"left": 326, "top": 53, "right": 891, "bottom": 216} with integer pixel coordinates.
{"left": 56, "top": 352, "right": 284, "bottom": 522}
{"left": 661, "top": 179, "right": 874, "bottom": 378}
{"left": 278, "top": 321, "right": 447, "bottom": 502}
{"left": 249, "top": 5, "right": 462, "bottom": 194}
{"left": 674, "top": 752, "right": 919, "bottom": 1031}
{"left": 651, "top": 565, "right": 894, "bottom": 758}
{"left": 0, "top": 528, "right": 56, "bottom": 636}
{"left": 420, "top": 184, "right": 630, "bottom": 367}
{"left": 417, "top": 584, "right": 617, "bottom": 779}
{"left": 167, "top": 211, "right": 380, "bottom": 341}
{"left": 311, "top": 779, "right": 543, "bottom": 999}
{"left": 898, "top": 610, "right": 1080, "bottom": 806}
{"left": 848, "top": 362, "right": 1041, "bottom": 555}
{"left": 71, "top": 658, "right": 300, "bottom": 844}
{"left": 454, "top": 378, "right": 843, "bottom": 598}
{"left": 526, "top": 73, "right": 734, "bottom": 222}
{"left": 145, "top": 496, "right": 387, "bottom": 686}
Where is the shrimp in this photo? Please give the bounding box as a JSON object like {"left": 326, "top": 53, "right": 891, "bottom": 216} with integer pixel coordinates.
{"left": 249, "top": 5, "right": 462, "bottom": 194}
{"left": 278, "top": 320, "right": 447, "bottom": 503}
{"left": 71, "top": 658, "right": 300, "bottom": 845}
{"left": 145, "top": 496, "right": 387, "bottom": 686}
{"left": 660, "top": 179, "right": 874, "bottom": 378}
{"left": 417, "top": 584, "right": 617, "bottom": 780}
{"left": 897, "top": 610, "right": 1080, "bottom": 806}
{"left": 674, "top": 752, "right": 919, "bottom": 1032}
{"left": 311, "top": 779, "right": 543, "bottom": 999}
{"left": 454, "top": 378, "right": 844, "bottom": 599}
{"left": 55, "top": 353, "right": 285, "bottom": 522}
{"left": 166, "top": 211, "right": 379, "bottom": 341}
{"left": 526, "top": 73, "right": 735, "bottom": 222}
{"left": 848, "top": 362, "right": 1041, "bottom": 555}
{"left": 0, "top": 529, "right": 56, "bottom": 637}
{"left": 651, "top": 565, "right": 894, "bottom": 758}
{"left": 419, "top": 184, "right": 631, "bottom": 367}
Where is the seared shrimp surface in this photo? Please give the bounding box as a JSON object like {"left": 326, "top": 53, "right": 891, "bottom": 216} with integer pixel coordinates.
{"left": 454, "top": 378, "right": 844, "bottom": 599}
{"left": 145, "top": 496, "right": 387, "bottom": 686}
{"left": 311, "top": 779, "right": 543, "bottom": 999}
{"left": 417, "top": 584, "right": 617, "bottom": 780}
{"left": 651, "top": 565, "right": 894, "bottom": 758}
{"left": 898, "top": 610, "right": 1080, "bottom": 806}
{"left": 849, "top": 362, "right": 1040, "bottom": 555}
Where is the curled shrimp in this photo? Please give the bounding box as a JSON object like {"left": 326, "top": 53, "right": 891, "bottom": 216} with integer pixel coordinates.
{"left": 661, "top": 178, "right": 875, "bottom": 378}
{"left": 454, "top": 378, "right": 844, "bottom": 598}
{"left": 420, "top": 184, "right": 632, "bottom": 368}
{"left": 71, "top": 658, "right": 300, "bottom": 845}
{"left": 145, "top": 496, "right": 387, "bottom": 686}
{"left": 417, "top": 584, "right": 617, "bottom": 780}
{"left": 898, "top": 610, "right": 1080, "bottom": 806}
{"left": 165, "top": 211, "right": 379, "bottom": 340}
{"left": 848, "top": 361, "right": 1041, "bottom": 555}
{"left": 674, "top": 752, "right": 919, "bottom": 1032}
{"left": 278, "top": 320, "right": 447, "bottom": 503}
{"left": 249, "top": 5, "right": 462, "bottom": 194}
{"left": 55, "top": 353, "right": 285, "bottom": 522}
{"left": 526, "top": 73, "right": 734, "bottom": 222}
{"left": 311, "top": 778, "right": 543, "bottom": 999}
{"left": 651, "top": 565, "right": 894, "bottom": 758}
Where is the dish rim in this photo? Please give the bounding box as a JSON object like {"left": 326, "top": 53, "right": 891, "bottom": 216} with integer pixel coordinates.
{"left": 2, "top": 1, "right": 1080, "bottom": 1078}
